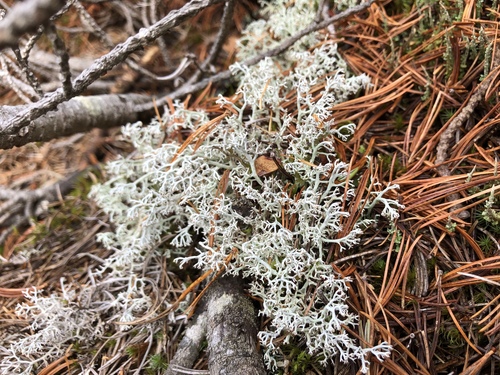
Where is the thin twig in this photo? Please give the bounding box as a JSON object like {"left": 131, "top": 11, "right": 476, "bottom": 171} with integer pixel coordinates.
{"left": 435, "top": 48, "right": 500, "bottom": 174}
{"left": 196, "top": 0, "right": 236, "bottom": 79}
{"left": 74, "top": 0, "right": 178, "bottom": 83}
{"left": 3, "top": 0, "right": 225, "bottom": 136}
{"left": 139, "top": 0, "right": 376, "bottom": 111}
{"left": 45, "top": 24, "right": 73, "bottom": 98}
{"left": 1, "top": 0, "right": 374, "bottom": 144}
{"left": 0, "top": 169, "right": 86, "bottom": 231}
{"left": 435, "top": 47, "right": 500, "bottom": 219}
{"left": 0, "top": 0, "right": 66, "bottom": 50}
{"left": 11, "top": 47, "right": 43, "bottom": 98}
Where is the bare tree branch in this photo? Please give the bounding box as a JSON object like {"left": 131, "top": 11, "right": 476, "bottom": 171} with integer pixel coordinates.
{"left": 2, "top": 0, "right": 224, "bottom": 140}
{"left": 12, "top": 46, "right": 44, "bottom": 98}
{"left": 242, "top": 0, "right": 376, "bottom": 64}
{"left": 0, "top": 0, "right": 375, "bottom": 149}
{"left": 0, "top": 0, "right": 66, "bottom": 50}
{"left": 198, "top": 0, "right": 235, "bottom": 75}
{"left": 435, "top": 47, "right": 500, "bottom": 219}
{"left": 205, "top": 276, "right": 266, "bottom": 375}
{"left": 0, "top": 168, "right": 87, "bottom": 246}
{"left": 166, "top": 309, "right": 208, "bottom": 375}
{"left": 140, "top": 0, "right": 377, "bottom": 111}
{"left": 45, "top": 24, "right": 73, "bottom": 98}
{"left": 0, "top": 94, "right": 153, "bottom": 149}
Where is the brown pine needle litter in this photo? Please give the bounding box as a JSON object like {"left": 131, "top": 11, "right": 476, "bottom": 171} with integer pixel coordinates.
{"left": 324, "top": 0, "right": 500, "bottom": 373}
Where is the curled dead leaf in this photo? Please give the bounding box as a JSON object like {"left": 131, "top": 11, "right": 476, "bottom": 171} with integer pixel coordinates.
{"left": 255, "top": 155, "right": 279, "bottom": 176}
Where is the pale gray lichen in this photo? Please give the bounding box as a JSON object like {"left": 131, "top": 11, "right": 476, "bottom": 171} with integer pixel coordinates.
{"left": 1, "top": 284, "right": 103, "bottom": 374}
{"left": 89, "top": 0, "right": 400, "bottom": 370}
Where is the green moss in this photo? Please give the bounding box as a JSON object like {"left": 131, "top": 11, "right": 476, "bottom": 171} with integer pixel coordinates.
{"left": 377, "top": 153, "right": 406, "bottom": 177}
{"left": 442, "top": 326, "right": 465, "bottom": 348}
{"left": 368, "top": 258, "right": 387, "bottom": 293}
{"left": 279, "top": 344, "right": 322, "bottom": 375}
{"left": 477, "top": 235, "right": 494, "bottom": 255}
{"left": 393, "top": 113, "right": 406, "bottom": 131}
{"left": 387, "top": 0, "right": 416, "bottom": 15}
{"left": 69, "top": 173, "right": 99, "bottom": 198}
{"left": 72, "top": 341, "right": 83, "bottom": 353}
{"left": 125, "top": 345, "right": 139, "bottom": 357}
{"left": 440, "top": 109, "right": 456, "bottom": 124}
{"left": 473, "top": 284, "right": 487, "bottom": 305}
{"left": 146, "top": 353, "right": 169, "bottom": 373}
{"left": 104, "top": 338, "right": 117, "bottom": 349}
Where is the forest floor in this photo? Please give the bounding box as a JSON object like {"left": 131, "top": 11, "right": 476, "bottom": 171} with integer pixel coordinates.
{"left": 1, "top": 0, "right": 500, "bottom": 374}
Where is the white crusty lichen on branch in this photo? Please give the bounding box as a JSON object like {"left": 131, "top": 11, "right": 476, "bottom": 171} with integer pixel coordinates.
{"left": 91, "top": 0, "right": 400, "bottom": 372}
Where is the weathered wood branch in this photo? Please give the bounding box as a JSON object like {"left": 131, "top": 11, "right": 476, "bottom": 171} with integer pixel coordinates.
{"left": 0, "top": 94, "right": 153, "bottom": 149}
{"left": 166, "top": 309, "right": 208, "bottom": 375}
{"left": 0, "top": 168, "right": 91, "bottom": 246}
{"left": 0, "top": 0, "right": 66, "bottom": 50}
{"left": 165, "top": 276, "right": 266, "bottom": 375}
{"left": 206, "top": 276, "right": 266, "bottom": 375}
{"left": 1, "top": 0, "right": 224, "bottom": 140}
{"left": 0, "top": 0, "right": 375, "bottom": 150}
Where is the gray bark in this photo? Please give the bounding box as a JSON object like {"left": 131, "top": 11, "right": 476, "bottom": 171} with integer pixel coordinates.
{"left": 0, "top": 0, "right": 373, "bottom": 150}
{"left": 3, "top": 0, "right": 225, "bottom": 139}
{"left": 0, "top": 93, "right": 153, "bottom": 149}
{"left": 206, "top": 276, "right": 266, "bottom": 375}
{"left": 0, "top": 0, "right": 66, "bottom": 50}
{"left": 166, "top": 310, "right": 208, "bottom": 375}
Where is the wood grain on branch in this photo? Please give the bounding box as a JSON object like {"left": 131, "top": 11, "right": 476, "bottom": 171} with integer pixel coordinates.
{"left": 166, "top": 309, "right": 208, "bottom": 375}
{"left": 205, "top": 276, "right": 266, "bottom": 375}
{"left": 0, "top": 0, "right": 375, "bottom": 149}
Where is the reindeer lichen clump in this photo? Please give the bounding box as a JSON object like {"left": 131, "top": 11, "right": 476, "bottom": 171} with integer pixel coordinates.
{"left": 91, "top": 1, "right": 399, "bottom": 370}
